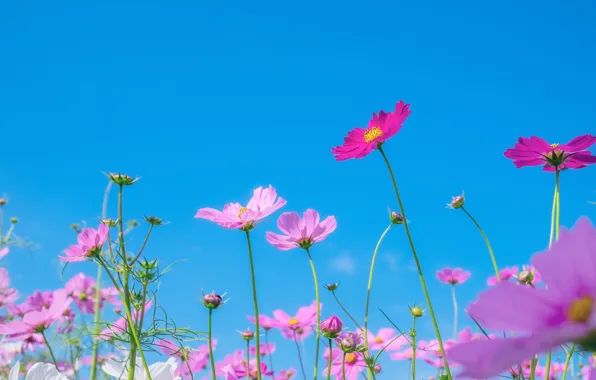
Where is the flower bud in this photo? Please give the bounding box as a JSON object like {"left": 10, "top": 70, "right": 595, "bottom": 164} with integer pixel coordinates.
{"left": 144, "top": 216, "right": 165, "bottom": 226}
{"left": 449, "top": 193, "right": 465, "bottom": 209}
{"left": 320, "top": 315, "right": 343, "bottom": 339}
{"left": 70, "top": 224, "right": 79, "bottom": 231}
{"left": 202, "top": 293, "right": 223, "bottom": 310}
{"left": 10, "top": 217, "right": 17, "bottom": 224}
{"left": 517, "top": 269, "right": 534, "bottom": 285}
{"left": 410, "top": 306, "right": 423, "bottom": 318}
{"left": 128, "top": 220, "right": 139, "bottom": 228}
{"left": 0, "top": 198, "right": 7, "bottom": 206}
{"left": 241, "top": 329, "right": 255, "bottom": 341}
{"left": 390, "top": 211, "right": 404, "bottom": 225}
{"left": 324, "top": 283, "right": 339, "bottom": 291}
{"left": 107, "top": 172, "right": 139, "bottom": 186}
{"left": 102, "top": 219, "right": 118, "bottom": 227}
{"left": 373, "top": 365, "right": 382, "bottom": 374}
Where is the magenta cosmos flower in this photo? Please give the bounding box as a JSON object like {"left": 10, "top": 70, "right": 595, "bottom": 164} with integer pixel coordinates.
{"left": 486, "top": 266, "right": 518, "bottom": 286}
{"left": 504, "top": 134, "right": 596, "bottom": 172}
{"left": 273, "top": 301, "right": 321, "bottom": 331}
{"left": 448, "top": 217, "right": 596, "bottom": 378}
{"left": 195, "top": 186, "right": 286, "bottom": 230}
{"left": 436, "top": 267, "right": 471, "bottom": 285}
{"left": 331, "top": 101, "right": 411, "bottom": 161}
{"left": 358, "top": 328, "right": 408, "bottom": 351}
{"left": 266, "top": 209, "right": 337, "bottom": 250}
{"left": 60, "top": 224, "right": 109, "bottom": 262}
{"left": 246, "top": 314, "right": 277, "bottom": 330}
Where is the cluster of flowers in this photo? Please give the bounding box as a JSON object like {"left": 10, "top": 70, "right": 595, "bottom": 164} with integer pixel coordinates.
{"left": 1, "top": 100, "right": 596, "bottom": 380}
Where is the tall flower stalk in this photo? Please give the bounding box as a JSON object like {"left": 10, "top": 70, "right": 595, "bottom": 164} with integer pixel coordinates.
{"left": 244, "top": 231, "right": 263, "bottom": 380}
{"left": 305, "top": 248, "right": 321, "bottom": 380}
{"left": 202, "top": 292, "right": 223, "bottom": 380}
{"left": 451, "top": 285, "right": 458, "bottom": 339}
{"left": 378, "top": 146, "right": 451, "bottom": 378}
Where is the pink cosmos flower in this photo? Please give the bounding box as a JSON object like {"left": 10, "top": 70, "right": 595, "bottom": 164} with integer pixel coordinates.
{"left": 215, "top": 350, "right": 244, "bottom": 377}
{"left": 323, "top": 348, "right": 366, "bottom": 380}
{"left": 504, "top": 134, "right": 596, "bottom": 171}
{"left": 60, "top": 224, "right": 109, "bottom": 262}
{"left": 236, "top": 359, "right": 274, "bottom": 379}
{"left": 249, "top": 343, "right": 276, "bottom": 356}
{"left": 100, "top": 300, "right": 152, "bottom": 339}
{"left": 281, "top": 325, "right": 314, "bottom": 342}
{"left": 1, "top": 289, "right": 71, "bottom": 342}
{"left": 390, "top": 340, "right": 432, "bottom": 361}
{"left": 266, "top": 209, "right": 337, "bottom": 250}
{"left": 195, "top": 186, "right": 286, "bottom": 230}
{"left": 0, "top": 268, "right": 18, "bottom": 307}
{"left": 246, "top": 314, "right": 277, "bottom": 330}
{"left": 0, "top": 246, "right": 8, "bottom": 260}
{"left": 65, "top": 273, "right": 97, "bottom": 314}
{"left": 486, "top": 266, "right": 518, "bottom": 286}
{"left": 273, "top": 301, "right": 321, "bottom": 332}
{"left": 274, "top": 368, "right": 296, "bottom": 380}
{"left": 448, "top": 217, "right": 596, "bottom": 378}
{"left": 24, "top": 291, "right": 53, "bottom": 312}
{"left": 332, "top": 101, "right": 411, "bottom": 161}
{"left": 436, "top": 268, "right": 471, "bottom": 285}
{"left": 358, "top": 328, "right": 408, "bottom": 351}
{"left": 159, "top": 339, "right": 215, "bottom": 375}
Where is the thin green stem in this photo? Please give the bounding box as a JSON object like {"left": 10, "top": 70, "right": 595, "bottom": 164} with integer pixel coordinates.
{"left": 246, "top": 341, "right": 251, "bottom": 379}
{"left": 244, "top": 231, "right": 262, "bottom": 380}
{"left": 561, "top": 344, "right": 576, "bottom": 380}
{"left": 460, "top": 207, "right": 500, "bottom": 281}
{"left": 96, "top": 257, "right": 152, "bottom": 380}
{"left": 364, "top": 223, "right": 393, "bottom": 379}
{"left": 326, "top": 339, "right": 333, "bottom": 380}
{"left": 451, "top": 285, "right": 458, "bottom": 340}
{"left": 208, "top": 309, "right": 217, "bottom": 380}
{"left": 411, "top": 317, "right": 417, "bottom": 380}
{"left": 305, "top": 248, "right": 321, "bottom": 380}
{"left": 42, "top": 331, "right": 58, "bottom": 367}
{"left": 378, "top": 147, "right": 451, "bottom": 378}
{"left": 341, "top": 352, "right": 346, "bottom": 380}
{"left": 265, "top": 331, "right": 275, "bottom": 378}
{"left": 293, "top": 331, "right": 307, "bottom": 380}
{"left": 332, "top": 291, "right": 362, "bottom": 330}
{"left": 555, "top": 169, "right": 560, "bottom": 241}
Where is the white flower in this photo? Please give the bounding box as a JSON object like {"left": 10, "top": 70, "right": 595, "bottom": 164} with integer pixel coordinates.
{"left": 102, "top": 357, "right": 181, "bottom": 380}
{"left": 6, "top": 361, "right": 68, "bottom": 380}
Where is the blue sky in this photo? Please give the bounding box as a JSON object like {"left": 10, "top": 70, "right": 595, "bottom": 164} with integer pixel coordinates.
{"left": 1, "top": 0, "right": 596, "bottom": 377}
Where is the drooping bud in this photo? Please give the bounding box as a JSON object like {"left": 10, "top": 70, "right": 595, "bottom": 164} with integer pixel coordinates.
{"left": 324, "top": 283, "right": 340, "bottom": 291}
{"left": 241, "top": 329, "right": 255, "bottom": 341}
{"left": 320, "top": 315, "right": 343, "bottom": 339}
{"left": 390, "top": 211, "right": 404, "bottom": 225}
{"left": 202, "top": 292, "right": 223, "bottom": 310}
{"left": 448, "top": 193, "right": 465, "bottom": 209}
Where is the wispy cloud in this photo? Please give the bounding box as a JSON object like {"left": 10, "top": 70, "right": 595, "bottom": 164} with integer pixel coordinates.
{"left": 381, "top": 251, "right": 416, "bottom": 273}
{"left": 331, "top": 252, "right": 356, "bottom": 275}
{"left": 382, "top": 252, "right": 399, "bottom": 272}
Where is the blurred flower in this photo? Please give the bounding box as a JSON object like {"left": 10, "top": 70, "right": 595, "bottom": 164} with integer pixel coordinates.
{"left": 274, "top": 368, "right": 296, "bottom": 380}
{"left": 65, "top": 273, "right": 97, "bottom": 314}
{"left": 448, "top": 217, "right": 596, "bottom": 378}
{"left": 273, "top": 301, "right": 321, "bottom": 332}
{"left": 390, "top": 341, "right": 431, "bottom": 361}
{"left": 486, "top": 266, "right": 518, "bottom": 286}
{"left": 335, "top": 332, "right": 365, "bottom": 353}
{"left": 8, "top": 361, "right": 68, "bottom": 380}
{"left": 99, "top": 300, "right": 152, "bottom": 340}
{"left": 102, "top": 356, "right": 181, "bottom": 380}
{"left": 60, "top": 224, "right": 108, "bottom": 262}
{"left": 323, "top": 348, "right": 366, "bottom": 380}
{"left": 436, "top": 267, "right": 471, "bottom": 285}
{"left": 266, "top": 209, "right": 336, "bottom": 250}
{"left": 0, "top": 269, "right": 18, "bottom": 307}
{"left": 359, "top": 328, "right": 408, "bottom": 351}
{"left": 247, "top": 314, "right": 277, "bottom": 330}
{"left": 0, "top": 247, "right": 9, "bottom": 260}
{"left": 158, "top": 339, "right": 215, "bottom": 374}
{"left": 504, "top": 134, "right": 596, "bottom": 171}
{"left": 324, "top": 283, "right": 339, "bottom": 291}
{"left": 195, "top": 186, "right": 286, "bottom": 231}
{"left": 249, "top": 343, "right": 276, "bottom": 356}
{"left": 332, "top": 101, "right": 411, "bottom": 161}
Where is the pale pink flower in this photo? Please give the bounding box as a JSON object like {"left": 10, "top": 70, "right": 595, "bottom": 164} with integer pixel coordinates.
{"left": 195, "top": 186, "right": 286, "bottom": 230}
{"left": 60, "top": 224, "right": 109, "bottom": 262}
{"left": 0, "top": 268, "right": 18, "bottom": 307}
{"left": 323, "top": 348, "right": 366, "bottom": 380}
{"left": 274, "top": 368, "right": 296, "bottom": 380}
{"left": 436, "top": 267, "right": 471, "bottom": 285}
{"left": 273, "top": 301, "right": 321, "bottom": 332}
{"left": 266, "top": 209, "right": 337, "bottom": 250}
{"left": 486, "top": 266, "right": 518, "bottom": 285}
{"left": 246, "top": 314, "right": 277, "bottom": 330}
{"left": 100, "top": 300, "right": 152, "bottom": 339}
{"left": 249, "top": 343, "right": 276, "bottom": 356}
{"left": 0, "top": 247, "right": 8, "bottom": 260}
{"left": 358, "top": 328, "right": 408, "bottom": 351}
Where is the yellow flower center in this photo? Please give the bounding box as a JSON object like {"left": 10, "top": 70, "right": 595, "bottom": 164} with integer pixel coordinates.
{"left": 550, "top": 143, "right": 559, "bottom": 148}
{"left": 375, "top": 336, "right": 383, "bottom": 344}
{"left": 238, "top": 207, "right": 249, "bottom": 217}
{"left": 567, "top": 296, "right": 594, "bottom": 323}
{"left": 288, "top": 318, "right": 299, "bottom": 326}
{"left": 363, "top": 126, "right": 383, "bottom": 143}
{"left": 345, "top": 353, "right": 356, "bottom": 364}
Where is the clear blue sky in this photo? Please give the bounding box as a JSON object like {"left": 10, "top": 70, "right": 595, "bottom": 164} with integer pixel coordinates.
{"left": 1, "top": 0, "right": 596, "bottom": 377}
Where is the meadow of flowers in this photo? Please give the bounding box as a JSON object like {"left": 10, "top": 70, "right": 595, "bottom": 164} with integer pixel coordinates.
{"left": 1, "top": 101, "right": 595, "bottom": 380}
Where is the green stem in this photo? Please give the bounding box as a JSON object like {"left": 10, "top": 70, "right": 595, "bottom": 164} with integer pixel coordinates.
{"left": 460, "top": 207, "right": 500, "bottom": 281}
{"left": 305, "top": 248, "right": 321, "bottom": 380}
{"left": 293, "top": 331, "right": 307, "bottom": 380}
{"left": 265, "top": 331, "right": 275, "bottom": 378}
{"left": 451, "top": 285, "right": 458, "bottom": 340}
{"left": 561, "top": 344, "right": 576, "bottom": 380}
{"left": 246, "top": 340, "right": 251, "bottom": 379}
{"left": 332, "top": 291, "right": 362, "bottom": 330}
{"left": 244, "top": 231, "right": 262, "bottom": 380}
{"left": 97, "top": 257, "right": 152, "bottom": 380}
{"left": 364, "top": 223, "right": 393, "bottom": 379}
{"left": 326, "top": 339, "right": 333, "bottom": 380}
{"left": 208, "top": 309, "right": 217, "bottom": 380}
{"left": 411, "top": 317, "right": 417, "bottom": 380}
{"left": 342, "top": 352, "right": 346, "bottom": 380}
{"left": 378, "top": 147, "right": 451, "bottom": 378}
{"left": 42, "top": 331, "right": 58, "bottom": 367}
{"left": 90, "top": 181, "right": 112, "bottom": 380}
